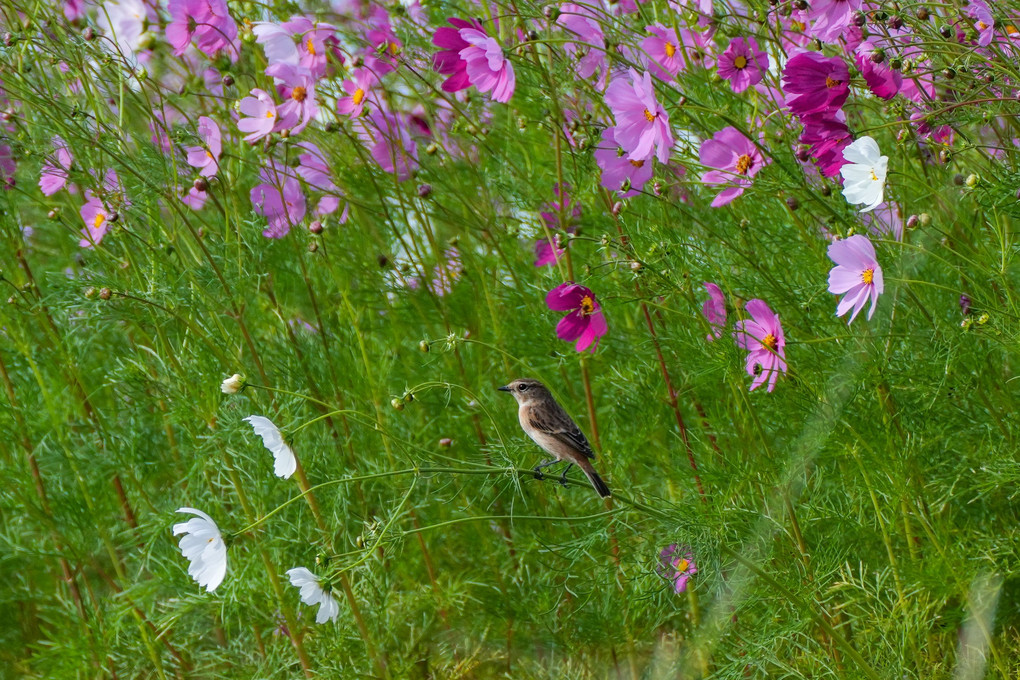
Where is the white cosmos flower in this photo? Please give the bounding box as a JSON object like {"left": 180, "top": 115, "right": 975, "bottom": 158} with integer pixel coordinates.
{"left": 243, "top": 415, "right": 297, "bottom": 479}
{"left": 173, "top": 508, "right": 228, "bottom": 592}
{"left": 220, "top": 374, "right": 244, "bottom": 394}
{"left": 840, "top": 136, "right": 888, "bottom": 213}
{"left": 286, "top": 567, "right": 340, "bottom": 624}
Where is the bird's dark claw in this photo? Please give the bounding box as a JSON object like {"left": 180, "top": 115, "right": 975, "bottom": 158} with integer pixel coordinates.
{"left": 557, "top": 474, "right": 569, "bottom": 488}
{"left": 533, "top": 467, "right": 545, "bottom": 481}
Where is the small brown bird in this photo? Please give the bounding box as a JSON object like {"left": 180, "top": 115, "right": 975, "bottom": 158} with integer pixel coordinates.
{"left": 498, "top": 378, "right": 611, "bottom": 498}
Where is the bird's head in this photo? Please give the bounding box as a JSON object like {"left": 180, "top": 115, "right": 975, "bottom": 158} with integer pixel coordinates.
{"left": 498, "top": 378, "right": 550, "bottom": 404}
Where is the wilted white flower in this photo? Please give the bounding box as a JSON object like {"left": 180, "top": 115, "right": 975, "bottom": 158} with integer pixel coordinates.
{"left": 173, "top": 508, "right": 228, "bottom": 592}
{"left": 243, "top": 415, "right": 297, "bottom": 479}
{"left": 840, "top": 136, "right": 888, "bottom": 213}
{"left": 220, "top": 373, "right": 244, "bottom": 394}
{"left": 286, "top": 567, "right": 340, "bottom": 624}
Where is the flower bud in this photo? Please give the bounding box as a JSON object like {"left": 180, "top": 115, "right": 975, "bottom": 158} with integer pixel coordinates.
{"left": 965, "top": 174, "right": 979, "bottom": 187}
{"left": 220, "top": 373, "right": 244, "bottom": 394}
{"left": 418, "top": 340, "right": 430, "bottom": 352}
{"left": 309, "top": 220, "right": 323, "bottom": 234}
{"left": 977, "top": 313, "right": 990, "bottom": 325}
{"left": 439, "top": 438, "right": 452, "bottom": 448}
{"left": 919, "top": 213, "right": 931, "bottom": 226}
{"left": 417, "top": 183, "right": 432, "bottom": 198}
{"left": 390, "top": 398, "right": 404, "bottom": 411}
{"left": 193, "top": 177, "right": 209, "bottom": 192}
{"left": 906, "top": 214, "right": 919, "bottom": 229}
{"left": 99, "top": 287, "right": 112, "bottom": 300}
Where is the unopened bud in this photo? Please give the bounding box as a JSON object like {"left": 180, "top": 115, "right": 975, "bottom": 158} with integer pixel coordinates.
{"left": 906, "top": 214, "right": 919, "bottom": 229}
{"left": 390, "top": 398, "right": 404, "bottom": 411}
{"left": 309, "top": 220, "right": 323, "bottom": 234}
{"left": 965, "top": 174, "right": 979, "bottom": 187}
{"left": 193, "top": 177, "right": 208, "bottom": 192}
{"left": 439, "top": 438, "right": 452, "bottom": 448}
{"left": 418, "top": 340, "right": 430, "bottom": 352}
{"left": 99, "top": 287, "right": 111, "bottom": 300}
{"left": 417, "top": 183, "right": 432, "bottom": 198}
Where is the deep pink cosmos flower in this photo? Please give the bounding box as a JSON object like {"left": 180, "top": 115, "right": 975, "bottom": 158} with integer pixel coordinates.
{"left": 854, "top": 42, "right": 901, "bottom": 100}
{"left": 185, "top": 116, "right": 221, "bottom": 178}
{"left": 458, "top": 28, "right": 515, "bottom": 102}
{"left": 546, "top": 283, "right": 608, "bottom": 353}
{"left": 798, "top": 112, "right": 852, "bottom": 177}
{"left": 659, "top": 545, "right": 697, "bottom": 594}
{"left": 701, "top": 282, "right": 726, "bottom": 341}
{"left": 734, "top": 299, "right": 787, "bottom": 393}
{"left": 827, "top": 234, "right": 884, "bottom": 323}
{"left": 534, "top": 235, "right": 565, "bottom": 267}
{"left": 806, "top": 0, "right": 862, "bottom": 43}
{"left": 40, "top": 136, "right": 72, "bottom": 196}
{"left": 166, "top": 0, "right": 238, "bottom": 60}
{"left": 337, "top": 68, "right": 376, "bottom": 117}
{"left": 717, "top": 37, "right": 768, "bottom": 93}
{"left": 594, "top": 126, "right": 654, "bottom": 197}
{"left": 558, "top": 5, "right": 607, "bottom": 81}
{"left": 699, "top": 127, "right": 770, "bottom": 207}
{"left": 641, "top": 25, "right": 684, "bottom": 80}
{"left": 432, "top": 18, "right": 478, "bottom": 94}
{"left": 605, "top": 69, "right": 673, "bottom": 164}
{"left": 782, "top": 52, "right": 850, "bottom": 116}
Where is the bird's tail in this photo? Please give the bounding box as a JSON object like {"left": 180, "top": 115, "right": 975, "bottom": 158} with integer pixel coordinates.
{"left": 579, "top": 460, "right": 611, "bottom": 498}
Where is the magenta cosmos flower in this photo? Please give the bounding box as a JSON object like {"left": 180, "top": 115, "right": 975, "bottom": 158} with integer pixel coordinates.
{"left": 593, "top": 126, "right": 654, "bottom": 197}
{"left": 806, "top": 0, "right": 862, "bottom": 43}
{"left": 641, "top": 25, "right": 684, "bottom": 80}
{"left": 432, "top": 19, "right": 515, "bottom": 102}
{"left": 185, "top": 116, "right": 221, "bottom": 178}
{"left": 827, "top": 234, "right": 883, "bottom": 323}
{"left": 717, "top": 37, "right": 768, "bottom": 93}
{"left": 782, "top": 52, "right": 850, "bottom": 116}
{"left": 854, "top": 41, "right": 901, "bottom": 100}
{"left": 605, "top": 69, "right": 673, "bottom": 163}
{"left": 659, "top": 545, "right": 697, "bottom": 594}
{"left": 701, "top": 282, "right": 726, "bottom": 341}
{"left": 734, "top": 299, "right": 787, "bottom": 393}
{"left": 699, "top": 127, "right": 770, "bottom": 207}
{"left": 546, "top": 283, "right": 608, "bottom": 353}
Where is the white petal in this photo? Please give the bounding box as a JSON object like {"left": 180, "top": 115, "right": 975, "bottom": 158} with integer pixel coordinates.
{"left": 315, "top": 593, "right": 340, "bottom": 624}
{"left": 244, "top": 415, "right": 298, "bottom": 479}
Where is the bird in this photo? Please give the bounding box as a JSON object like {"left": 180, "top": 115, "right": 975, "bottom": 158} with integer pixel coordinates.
{"left": 498, "top": 378, "right": 611, "bottom": 498}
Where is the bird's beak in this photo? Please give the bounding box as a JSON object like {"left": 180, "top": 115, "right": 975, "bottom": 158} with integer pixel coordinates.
{"left": 497, "top": 385, "right": 511, "bottom": 392}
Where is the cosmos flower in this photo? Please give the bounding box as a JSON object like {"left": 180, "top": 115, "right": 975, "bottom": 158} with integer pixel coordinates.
{"left": 716, "top": 37, "right": 768, "bottom": 93}
{"left": 558, "top": 5, "right": 607, "bottom": 80}
{"left": 253, "top": 17, "right": 338, "bottom": 77}
{"left": 546, "top": 283, "right": 608, "bottom": 353}
{"left": 641, "top": 24, "right": 684, "bottom": 79}
{"left": 40, "top": 136, "right": 72, "bottom": 196}
{"left": 805, "top": 0, "right": 863, "bottom": 43}
{"left": 699, "top": 127, "right": 770, "bottom": 207}
{"left": 604, "top": 69, "right": 673, "bottom": 163}
{"left": 220, "top": 374, "right": 244, "bottom": 394}
{"left": 166, "top": 0, "right": 238, "bottom": 60}
{"left": 659, "top": 544, "right": 697, "bottom": 594}
{"left": 185, "top": 116, "right": 222, "bottom": 178}
{"left": 237, "top": 89, "right": 289, "bottom": 143}
{"left": 250, "top": 174, "right": 306, "bottom": 239}
{"left": 243, "top": 415, "right": 297, "bottom": 479}
{"left": 827, "top": 234, "right": 884, "bottom": 323}
{"left": 266, "top": 64, "right": 318, "bottom": 135}
{"left": 432, "top": 18, "right": 481, "bottom": 93}
{"left": 354, "top": 108, "right": 419, "bottom": 181}
{"left": 854, "top": 42, "right": 901, "bottom": 100}
{"left": 593, "top": 126, "right": 655, "bottom": 197}
{"left": 782, "top": 52, "right": 850, "bottom": 116}
{"left": 839, "top": 136, "right": 888, "bottom": 212}
{"left": 458, "top": 28, "right": 515, "bottom": 102}
{"left": 337, "top": 68, "right": 376, "bottom": 117}
{"left": 79, "top": 193, "right": 111, "bottom": 248}
{"left": 734, "top": 299, "right": 787, "bottom": 393}
{"left": 173, "top": 508, "right": 228, "bottom": 592}
{"left": 701, "top": 282, "right": 726, "bottom": 341}
{"left": 286, "top": 567, "right": 340, "bottom": 624}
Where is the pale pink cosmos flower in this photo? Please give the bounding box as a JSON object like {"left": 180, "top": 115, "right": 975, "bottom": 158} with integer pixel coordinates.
{"left": 546, "top": 283, "right": 608, "bottom": 353}
{"left": 604, "top": 69, "right": 673, "bottom": 163}
{"left": 558, "top": 5, "right": 607, "bottom": 81}
{"left": 266, "top": 64, "right": 318, "bottom": 135}
{"left": 701, "top": 282, "right": 726, "bottom": 341}
{"left": 827, "top": 234, "right": 883, "bottom": 323}
{"left": 337, "top": 68, "right": 376, "bottom": 117}
{"left": 355, "top": 109, "right": 419, "bottom": 181}
{"left": 641, "top": 25, "right": 684, "bottom": 80}
{"left": 79, "top": 194, "right": 111, "bottom": 248}
{"left": 593, "top": 126, "right": 654, "bottom": 197}
{"left": 699, "top": 127, "right": 770, "bottom": 207}
{"left": 734, "top": 299, "right": 787, "bottom": 393}
{"left": 40, "top": 136, "right": 72, "bottom": 196}
{"left": 458, "top": 28, "right": 516, "bottom": 103}
{"left": 717, "top": 37, "right": 769, "bottom": 93}
{"left": 968, "top": 0, "right": 995, "bottom": 47}
{"left": 253, "top": 17, "right": 337, "bottom": 77}
{"left": 185, "top": 116, "right": 221, "bottom": 178}
{"left": 237, "top": 89, "right": 291, "bottom": 142}
{"left": 251, "top": 170, "right": 306, "bottom": 238}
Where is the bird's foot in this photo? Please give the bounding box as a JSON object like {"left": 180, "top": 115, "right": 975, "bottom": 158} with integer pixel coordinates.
{"left": 533, "top": 467, "right": 545, "bottom": 481}
{"left": 558, "top": 475, "right": 569, "bottom": 488}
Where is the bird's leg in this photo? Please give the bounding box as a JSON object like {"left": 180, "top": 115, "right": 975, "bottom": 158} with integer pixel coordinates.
{"left": 558, "top": 463, "right": 574, "bottom": 487}
{"left": 532, "top": 458, "right": 559, "bottom": 480}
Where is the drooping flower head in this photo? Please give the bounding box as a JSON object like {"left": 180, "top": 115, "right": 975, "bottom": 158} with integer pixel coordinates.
{"left": 546, "top": 283, "right": 608, "bottom": 353}
{"left": 699, "top": 127, "right": 770, "bottom": 207}
{"left": 839, "top": 136, "right": 888, "bottom": 212}
{"left": 827, "top": 234, "right": 884, "bottom": 323}
{"left": 432, "top": 18, "right": 515, "bottom": 102}
{"left": 287, "top": 567, "right": 340, "bottom": 624}
{"left": 173, "top": 508, "right": 228, "bottom": 592}
{"left": 782, "top": 52, "right": 850, "bottom": 116}
{"left": 243, "top": 415, "right": 297, "bottom": 478}
{"left": 717, "top": 37, "right": 769, "bottom": 93}
{"left": 734, "top": 299, "right": 787, "bottom": 393}
{"left": 40, "top": 136, "right": 73, "bottom": 196}
{"left": 604, "top": 69, "right": 673, "bottom": 163}
{"left": 659, "top": 544, "right": 697, "bottom": 594}
{"left": 701, "top": 282, "right": 726, "bottom": 341}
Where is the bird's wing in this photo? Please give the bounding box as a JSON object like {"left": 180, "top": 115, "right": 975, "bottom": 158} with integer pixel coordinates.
{"left": 528, "top": 403, "right": 595, "bottom": 459}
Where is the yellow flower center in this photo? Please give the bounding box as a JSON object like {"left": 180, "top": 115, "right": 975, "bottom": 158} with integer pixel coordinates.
{"left": 674, "top": 558, "right": 690, "bottom": 572}
{"left": 978, "top": 21, "right": 988, "bottom": 30}
{"left": 94, "top": 213, "right": 106, "bottom": 229}
{"left": 389, "top": 41, "right": 400, "bottom": 56}
{"left": 306, "top": 36, "right": 316, "bottom": 55}
{"left": 735, "top": 153, "right": 752, "bottom": 175}
{"left": 353, "top": 88, "right": 366, "bottom": 105}
{"left": 205, "top": 150, "right": 214, "bottom": 159}
{"left": 291, "top": 86, "right": 307, "bottom": 102}
{"left": 629, "top": 159, "right": 645, "bottom": 168}
{"left": 761, "top": 333, "right": 777, "bottom": 351}
{"left": 265, "top": 110, "right": 275, "bottom": 119}
{"left": 643, "top": 108, "right": 656, "bottom": 122}
{"left": 861, "top": 268, "right": 874, "bottom": 284}
{"left": 734, "top": 55, "right": 748, "bottom": 69}
{"left": 870, "top": 169, "right": 879, "bottom": 181}
{"left": 664, "top": 42, "right": 676, "bottom": 58}
{"left": 825, "top": 76, "right": 841, "bottom": 89}
{"left": 1007, "top": 24, "right": 1018, "bottom": 34}
{"left": 579, "top": 295, "right": 595, "bottom": 316}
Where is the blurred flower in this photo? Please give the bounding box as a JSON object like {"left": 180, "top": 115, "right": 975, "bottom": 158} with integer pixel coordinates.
{"left": 701, "top": 282, "right": 726, "bottom": 341}
{"left": 296, "top": 142, "right": 348, "bottom": 220}
{"left": 558, "top": 5, "right": 607, "bottom": 80}
{"left": 40, "top": 136, "right": 72, "bottom": 196}
{"left": 734, "top": 299, "right": 787, "bottom": 392}
{"left": 534, "top": 234, "right": 565, "bottom": 267}
{"left": 641, "top": 24, "right": 684, "bottom": 80}
{"left": 429, "top": 247, "right": 462, "bottom": 296}
{"left": 243, "top": 415, "right": 297, "bottom": 479}
{"left": 699, "top": 127, "right": 770, "bottom": 207}
{"left": 237, "top": 88, "right": 287, "bottom": 143}
{"left": 253, "top": 17, "right": 337, "bottom": 77}
{"left": 593, "top": 126, "right": 654, "bottom": 197}
{"left": 839, "top": 136, "right": 887, "bottom": 212}
{"left": 173, "top": 508, "right": 227, "bottom": 592}
{"left": 220, "top": 374, "right": 244, "bottom": 394}
{"left": 968, "top": 0, "right": 995, "bottom": 47}
{"left": 782, "top": 52, "right": 849, "bottom": 116}
{"left": 806, "top": 0, "right": 862, "bottom": 43}
{"left": 605, "top": 69, "right": 673, "bottom": 164}
{"left": 717, "top": 37, "right": 768, "bottom": 93}
{"left": 827, "top": 234, "right": 883, "bottom": 323}
{"left": 166, "top": 0, "right": 238, "bottom": 60}
{"left": 355, "top": 109, "right": 419, "bottom": 181}
{"left": 185, "top": 116, "right": 221, "bottom": 178}
{"left": 546, "top": 283, "right": 608, "bottom": 353}
{"left": 659, "top": 544, "right": 697, "bottom": 594}
{"left": 286, "top": 567, "right": 340, "bottom": 624}
{"left": 251, "top": 174, "right": 306, "bottom": 239}
{"left": 798, "top": 112, "right": 852, "bottom": 177}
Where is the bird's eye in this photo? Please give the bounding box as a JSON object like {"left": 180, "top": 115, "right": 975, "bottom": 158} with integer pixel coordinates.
{"left": 518, "top": 384, "right": 528, "bottom": 392}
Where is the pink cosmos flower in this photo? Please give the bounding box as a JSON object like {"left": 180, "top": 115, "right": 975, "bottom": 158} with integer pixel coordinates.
{"left": 266, "top": 64, "right": 318, "bottom": 135}
{"left": 432, "top": 18, "right": 484, "bottom": 93}
{"left": 251, "top": 173, "right": 306, "bottom": 239}
{"left": 430, "top": 247, "right": 462, "bottom": 296}
{"left": 40, "top": 136, "right": 72, "bottom": 196}
{"left": 854, "top": 42, "right": 901, "bottom": 100}
{"left": 699, "top": 127, "right": 770, "bottom": 207}
{"left": 641, "top": 25, "right": 684, "bottom": 80}
{"left": 534, "top": 184, "right": 580, "bottom": 266}
{"left": 717, "top": 37, "right": 769, "bottom": 93}
{"left": 827, "top": 234, "right": 883, "bottom": 323}
{"left": 253, "top": 17, "right": 337, "bottom": 77}
{"left": 798, "top": 112, "right": 852, "bottom": 177}
{"left": 185, "top": 116, "right": 221, "bottom": 178}
{"left": 604, "top": 69, "right": 673, "bottom": 164}
{"left": 806, "top": 0, "right": 862, "bottom": 43}
{"left": 237, "top": 88, "right": 291, "bottom": 143}
{"left": 166, "top": 0, "right": 238, "bottom": 60}
{"left": 458, "top": 28, "right": 515, "bottom": 102}
{"left": 968, "top": 0, "right": 995, "bottom": 47}
{"left": 355, "top": 109, "right": 419, "bottom": 181}
{"left": 558, "top": 5, "right": 607, "bottom": 81}
{"left": 337, "top": 68, "right": 376, "bottom": 117}
{"left": 295, "top": 142, "right": 347, "bottom": 220}
{"left": 546, "top": 283, "right": 608, "bottom": 353}
{"left": 701, "top": 282, "right": 726, "bottom": 341}
{"left": 79, "top": 193, "right": 111, "bottom": 248}
{"left": 534, "top": 235, "right": 565, "bottom": 268}
{"left": 734, "top": 299, "right": 787, "bottom": 393}
{"left": 659, "top": 545, "right": 697, "bottom": 594}
{"left": 782, "top": 52, "right": 850, "bottom": 116}
{"left": 593, "top": 126, "right": 654, "bottom": 197}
